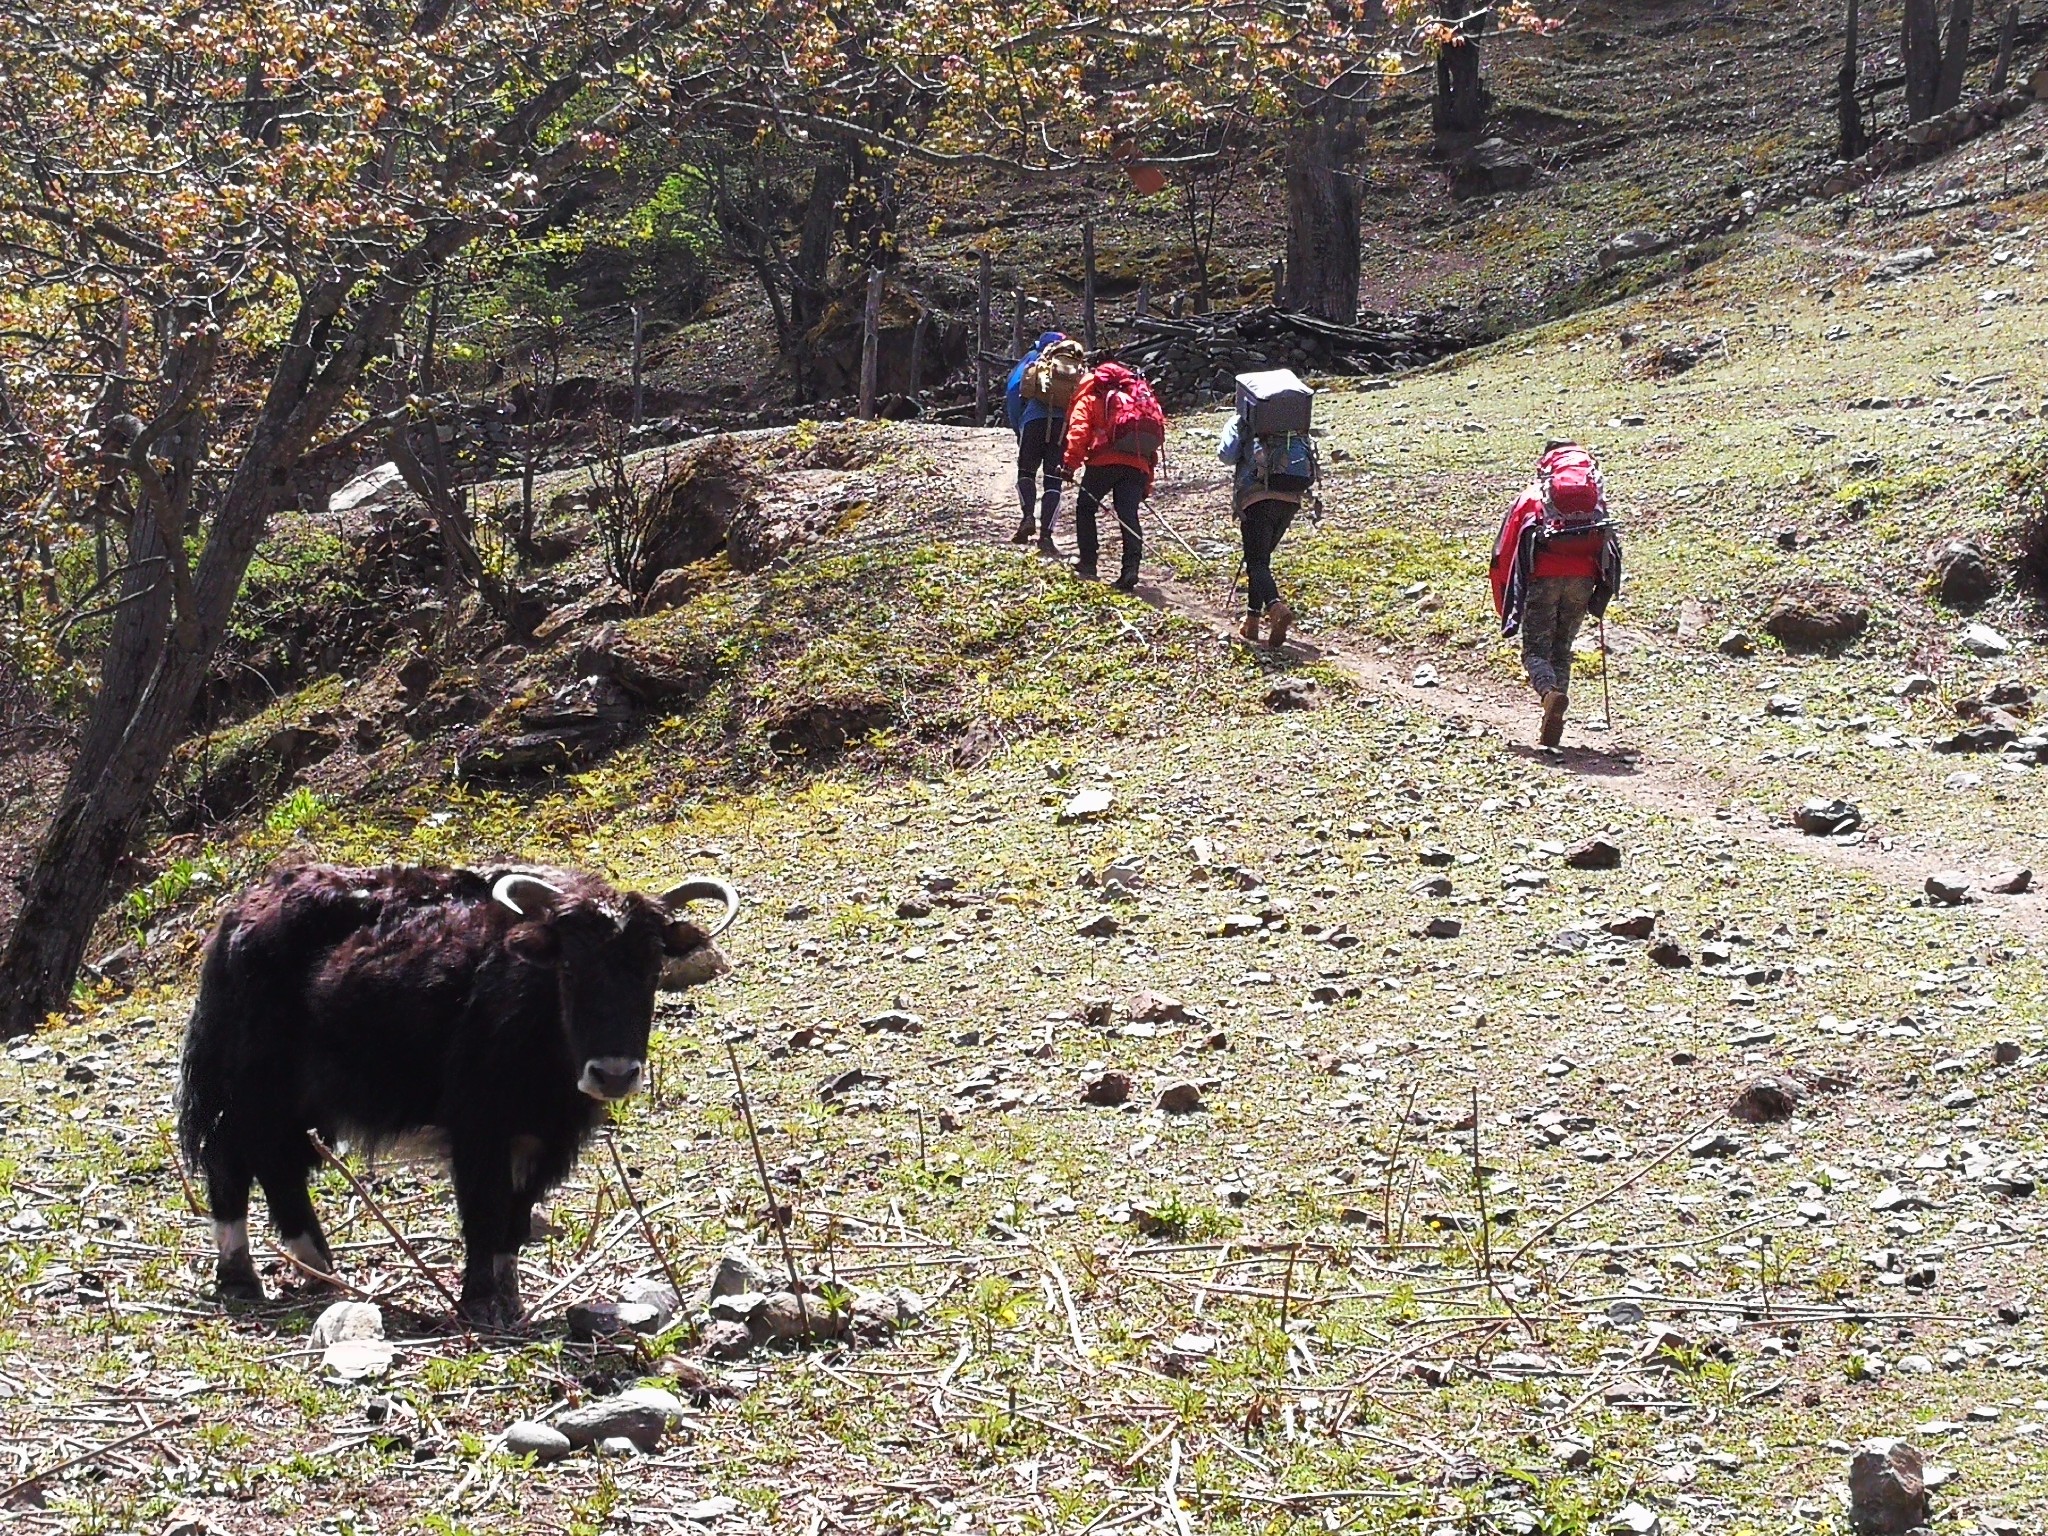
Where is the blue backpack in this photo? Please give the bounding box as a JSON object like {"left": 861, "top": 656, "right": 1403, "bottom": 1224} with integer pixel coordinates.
{"left": 1238, "top": 429, "right": 1318, "bottom": 498}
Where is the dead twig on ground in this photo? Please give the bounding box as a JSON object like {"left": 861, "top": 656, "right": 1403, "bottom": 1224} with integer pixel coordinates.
{"left": 603, "top": 1129, "right": 689, "bottom": 1304}
{"left": 1504, "top": 1111, "right": 1728, "bottom": 1268}
{"left": 725, "top": 1036, "right": 804, "bottom": 1294}
{"left": 0, "top": 1411, "right": 199, "bottom": 1505}
{"left": 306, "top": 1129, "right": 465, "bottom": 1317}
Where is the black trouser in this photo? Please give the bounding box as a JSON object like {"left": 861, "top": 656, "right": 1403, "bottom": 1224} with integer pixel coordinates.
{"left": 1239, "top": 498, "right": 1296, "bottom": 615}
{"left": 1016, "top": 416, "right": 1066, "bottom": 531}
{"left": 1074, "top": 464, "right": 1145, "bottom": 576}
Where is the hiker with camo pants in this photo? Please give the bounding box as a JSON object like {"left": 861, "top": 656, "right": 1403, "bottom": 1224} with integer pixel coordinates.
{"left": 1490, "top": 442, "right": 1623, "bottom": 748}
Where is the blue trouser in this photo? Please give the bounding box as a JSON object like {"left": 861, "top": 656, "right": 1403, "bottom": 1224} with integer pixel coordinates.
{"left": 1016, "top": 416, "right": 1066, "bottom": 531}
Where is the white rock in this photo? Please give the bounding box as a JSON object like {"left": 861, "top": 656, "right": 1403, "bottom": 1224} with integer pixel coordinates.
{"left": 321, "top": 1339, "right": 395, "bottom": 1380}
{"left": 1058, "top": 788, "right": 1114, "bottom": 823}
{"left": 502, "top": 1420, "right": 572, "bottom": 1463}
{"left": 328, "top": 461, "right": 406, "bottom": 516}
{"left": 310, "top": 1301, "right": 384, "bottom": 1346}
{"left": 1960, "top": 622, "right": 2011, "bottom": 657}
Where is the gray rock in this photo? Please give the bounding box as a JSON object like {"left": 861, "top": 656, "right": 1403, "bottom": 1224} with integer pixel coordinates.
{"left": 750, "top": 1290, "right": 844, "bottom": 1344}
{"left": 1564, "top": 836, "right": 1622, "bottom": 870}
{"left": 1604, "top": 910, "right": 1657, "bottom": 940}
{"left": 700, "top": 1319, "right": 754, "bottom": 1360}
{"left": 310, "top": 1301, "right": 383, "bottom": 1347}
{"left": 1765, "top": 594, "right": 1868, "bottom": 653}
{"left": 1892, "top": 673, "right": 1937, "bottom": 697}
{"left": 1934, "top": 540, "right": 1998, "bottom": 609}
{"left": 1869, "top": 246, "right": 1938, "bottom": 282}
{"left": 1925, "top": 871, "right": 1972, "bottom": 906}
{"left": 1932, "top": 724, "right": 2016, "bottom": 753}
{"left": 1794, "top": 797, "right": 1863, "bottom": 835}
{"left": 1156, "top": 1081, "right": 1207, "bottom": 1114}
{"left": 1456, "top": 138, "right": 1536, "bottom": 197}
{"left": 619, "top": 1278, "right": 679, "bottom": 1332}
{"left": 1058, "top": 788, "right": 1114, "bottom": 824}
{"left": 1847, "top": 1439, "right": 1929, "bottom": 1534}
{"left": 1263, "top": 676, "right": 1321, "bottom": 711}
{"left": 1730, "top": 1077, "right": 1800, "bottom": 1123}
{"left": 704, "top": 1248, "right": 775, "bottom": 1304}
{"left": 859, "top": 1009, "right": 925, "bottom": 1035}
{"left": 555, "top": 1388, "right": 690, "bottom": 1452}
{"left": 1411, "top": 874, "right": 1453, "bottom": 897}
{"left": 1080, "top": 1070, "right": 1135, "bottom": 1107}
{"left": 1766, "top": 692, "right": 1805, "bottom": 716}
{"left": 1717, "top": 628, "right": 1755, "bottom": 656}
{"left": 1648, "top": 939, "right": 1692, "bottom": 968}
{"left": 1961, "top": 622, "right": 2012, "bottom": 657}
{"left": 849, "top": 1289, "right": 910, "bottom": 1342}
{"left": 567, "top": 1300, "right": 666, "bottom": 1340}
{"left": 503, "top": 1420, "right": 572, "bottom": 1464}
{"left": 1076, "top": 912, "right": 1120, "bottom": 938}
{"left": 1985, "top": 867, "right": 2033, "bottom": 895}
{"left": 1418, "top": 916, "right": 1463, "bottom": 939}
{"left": 597, "top": 1435, "right": 643, "bottom": 1457}
{"left": 708, "top": 1290, "right": 767, "bottom": 1325}
{"left": 1598, "top": 229, "right": 1676, "bottom": 270}
{"left": 1687, "top": 1131, "right": 1741, "bottom": 1158}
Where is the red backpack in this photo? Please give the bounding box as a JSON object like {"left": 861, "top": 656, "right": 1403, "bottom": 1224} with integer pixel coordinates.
{"left": 1535, "top": 444, "right": 1608, "bottom": 541}
{"left": 1089, "top": 363, "right": 1165, "bottom": 464}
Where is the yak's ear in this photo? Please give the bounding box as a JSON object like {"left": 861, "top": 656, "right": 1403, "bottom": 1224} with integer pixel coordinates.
{"left": 503, "top": 920, "right": 562, "bottom": 966}
{"left": 661, "top": 919, "right": 709, "bottom": 957}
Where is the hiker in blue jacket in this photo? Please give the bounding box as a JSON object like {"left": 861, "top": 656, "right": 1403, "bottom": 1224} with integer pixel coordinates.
{"left": 1218, "top": 412, "right": 1305, "bottom": 649}
{"left": 1005, "top": 330, "right": 1074, "bottom": 554}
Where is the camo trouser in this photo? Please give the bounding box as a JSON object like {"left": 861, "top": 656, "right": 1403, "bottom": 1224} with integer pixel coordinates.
{"left": 1521, "top": 576, "right": 1597, "bottom": 697}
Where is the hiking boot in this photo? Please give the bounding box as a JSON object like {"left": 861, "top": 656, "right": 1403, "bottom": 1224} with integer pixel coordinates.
{"left": 1238, "top": 611, "right": 1262, "bottom": 645}
{"left": 1540, "top": 689, "right": 1568, "bottom": 748}
{"left": 1036, "top": 536, "right": 1060, "bottom": 558}
{"left": 1265, "top": 599, "right": 1294, "bottom": 650}
{"left": 1075, "top": 561, "right": 1098, "bottom": 581}
{"left": 1112, "top": 565, "right": 1140, "bottom": 592}
{"left": 1010, "top": 513, "right": 1035, "bottom": 544}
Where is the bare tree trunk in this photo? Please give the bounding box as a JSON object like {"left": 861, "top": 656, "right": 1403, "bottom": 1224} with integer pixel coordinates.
{"left": 1904, "top": 0, "right": 1944, "bottom": 118}
{"left": 0, "top": 433, "right": 290, "bottom": 1036}
{"left": 1934, "top": 0, "right": 1974, "bottom": 111}
{"left": 1283, "top": 106, "right": 1363, "bottom": 325}
{"left": 1433, "top": 34, "right": 1489, "bottom": 134}
{"left": 858, "top": 268, "right": 882, "bottom": 420}
{"left": 1990, "top": 2, "right": 2019, "bottom": 89}
{"left": 1839, "top": 0, "right": 1867, "bottom": 159}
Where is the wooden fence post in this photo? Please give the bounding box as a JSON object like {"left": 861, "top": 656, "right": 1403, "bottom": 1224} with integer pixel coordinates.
{"left": 630, "top": 304, "right": 646, "bottom": 425}
{"left": 858, "top": 268, "right": 883, "bottom": 422}
{"left": 1082, "top": 219, "right": 1097, "bottom": 352}
{"left": 908, "top": 306, "right": 928, "bottom": 417}
{"left": 975, "top": 250, "right": 991, "bottom": 427}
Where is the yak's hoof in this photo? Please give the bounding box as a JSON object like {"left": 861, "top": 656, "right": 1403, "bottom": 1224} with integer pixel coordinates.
{"left": 458, "top": 1291, "right": 523, "bottom": 1331}
{"left": 216, "top": 1261, "right": 266, "bottom": 1304}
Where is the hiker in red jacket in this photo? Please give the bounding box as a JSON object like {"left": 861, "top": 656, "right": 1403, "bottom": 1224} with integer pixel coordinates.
{"left": 1061, "top": 362, "right": 1165, "bottom": 590}
{"left": 1490, "top": 442, "right": 1623, "bottom": 748}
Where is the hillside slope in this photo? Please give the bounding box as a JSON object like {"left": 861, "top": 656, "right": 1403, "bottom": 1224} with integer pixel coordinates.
{"left": 4, "top": 50, "right": 2048, "bottom": 1536}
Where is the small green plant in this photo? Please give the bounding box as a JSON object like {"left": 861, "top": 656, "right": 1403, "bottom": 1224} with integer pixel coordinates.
{"left": 264, "top": 787, "right": 326, "bottom": 838}
{"left": 123, "top": 848, "right": 230, "bottom": 935}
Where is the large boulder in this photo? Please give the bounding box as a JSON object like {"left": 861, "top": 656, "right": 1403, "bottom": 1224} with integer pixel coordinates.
{"left": 1764, "top": 594, "right": 1869, "bottom": 653}
{"left": 1847, "top": 1439, "right": 1929, "bottom": 1534}
{"left": 1598, "top": 229, "right": 1677, "bottom": 270}
{"left": 1454, "top": 139, "right": 1535, "bottom": 198}
{"left": 1933, "top": 539, "right": 1998, "bottom": 609}
{"left": 456, "top": 675, "right": 636, "bottom": 780}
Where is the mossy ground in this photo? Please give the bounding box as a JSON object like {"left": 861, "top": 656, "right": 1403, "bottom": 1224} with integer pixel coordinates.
{"left": 7, "top": 69, "right": 2048, "bottom": 1536}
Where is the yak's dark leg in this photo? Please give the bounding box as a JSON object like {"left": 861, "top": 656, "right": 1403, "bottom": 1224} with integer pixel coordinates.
{"left": 202, "top": 1138, "right": 264, "bottom": 1301}
{"left": 451, "top": 1134, "right": 517, "bottom": 1326}
{"left": 256, "top": 1152, "right": 335, "bottom": 1284}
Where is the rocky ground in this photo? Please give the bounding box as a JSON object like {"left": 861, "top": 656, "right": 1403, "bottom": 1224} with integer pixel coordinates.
{"left": 5, "top": 29, "right": 2048, "bottom": 1536}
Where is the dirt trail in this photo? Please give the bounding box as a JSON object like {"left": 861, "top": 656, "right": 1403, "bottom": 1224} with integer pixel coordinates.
{"left": 958, "top": 428, "right": 2045, "bottom": 938}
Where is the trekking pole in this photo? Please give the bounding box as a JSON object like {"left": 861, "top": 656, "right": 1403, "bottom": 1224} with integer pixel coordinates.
{"left": 1598, "top": 615, "right": 1613, "bottom": 730}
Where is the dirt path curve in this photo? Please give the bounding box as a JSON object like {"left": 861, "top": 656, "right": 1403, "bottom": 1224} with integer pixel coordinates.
{"left": 956, "top": 428, "right": 2044, "bottom": 938}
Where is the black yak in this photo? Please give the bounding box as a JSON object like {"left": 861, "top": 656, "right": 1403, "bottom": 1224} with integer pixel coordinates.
{"left": 176, "top": 863, "right": 738, "bottom": 1323}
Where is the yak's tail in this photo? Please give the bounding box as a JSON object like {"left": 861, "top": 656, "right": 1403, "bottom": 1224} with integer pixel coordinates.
{"left": 176, "top": 922, "right": 245, "bottom": 1175}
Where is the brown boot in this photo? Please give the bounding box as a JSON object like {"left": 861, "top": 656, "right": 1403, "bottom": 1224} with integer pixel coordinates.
{"left": 1540, "top": 689, "right": 1568, "bottom": 748}
{"left": 1266, "top": 599, "right": 1294, "bottom": 650}
{"left": 1010, "top": 513, "right": 1035, "bottom": 544}
{"left": 1238, "top": 611, "right": 1262, "bottom": 645}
